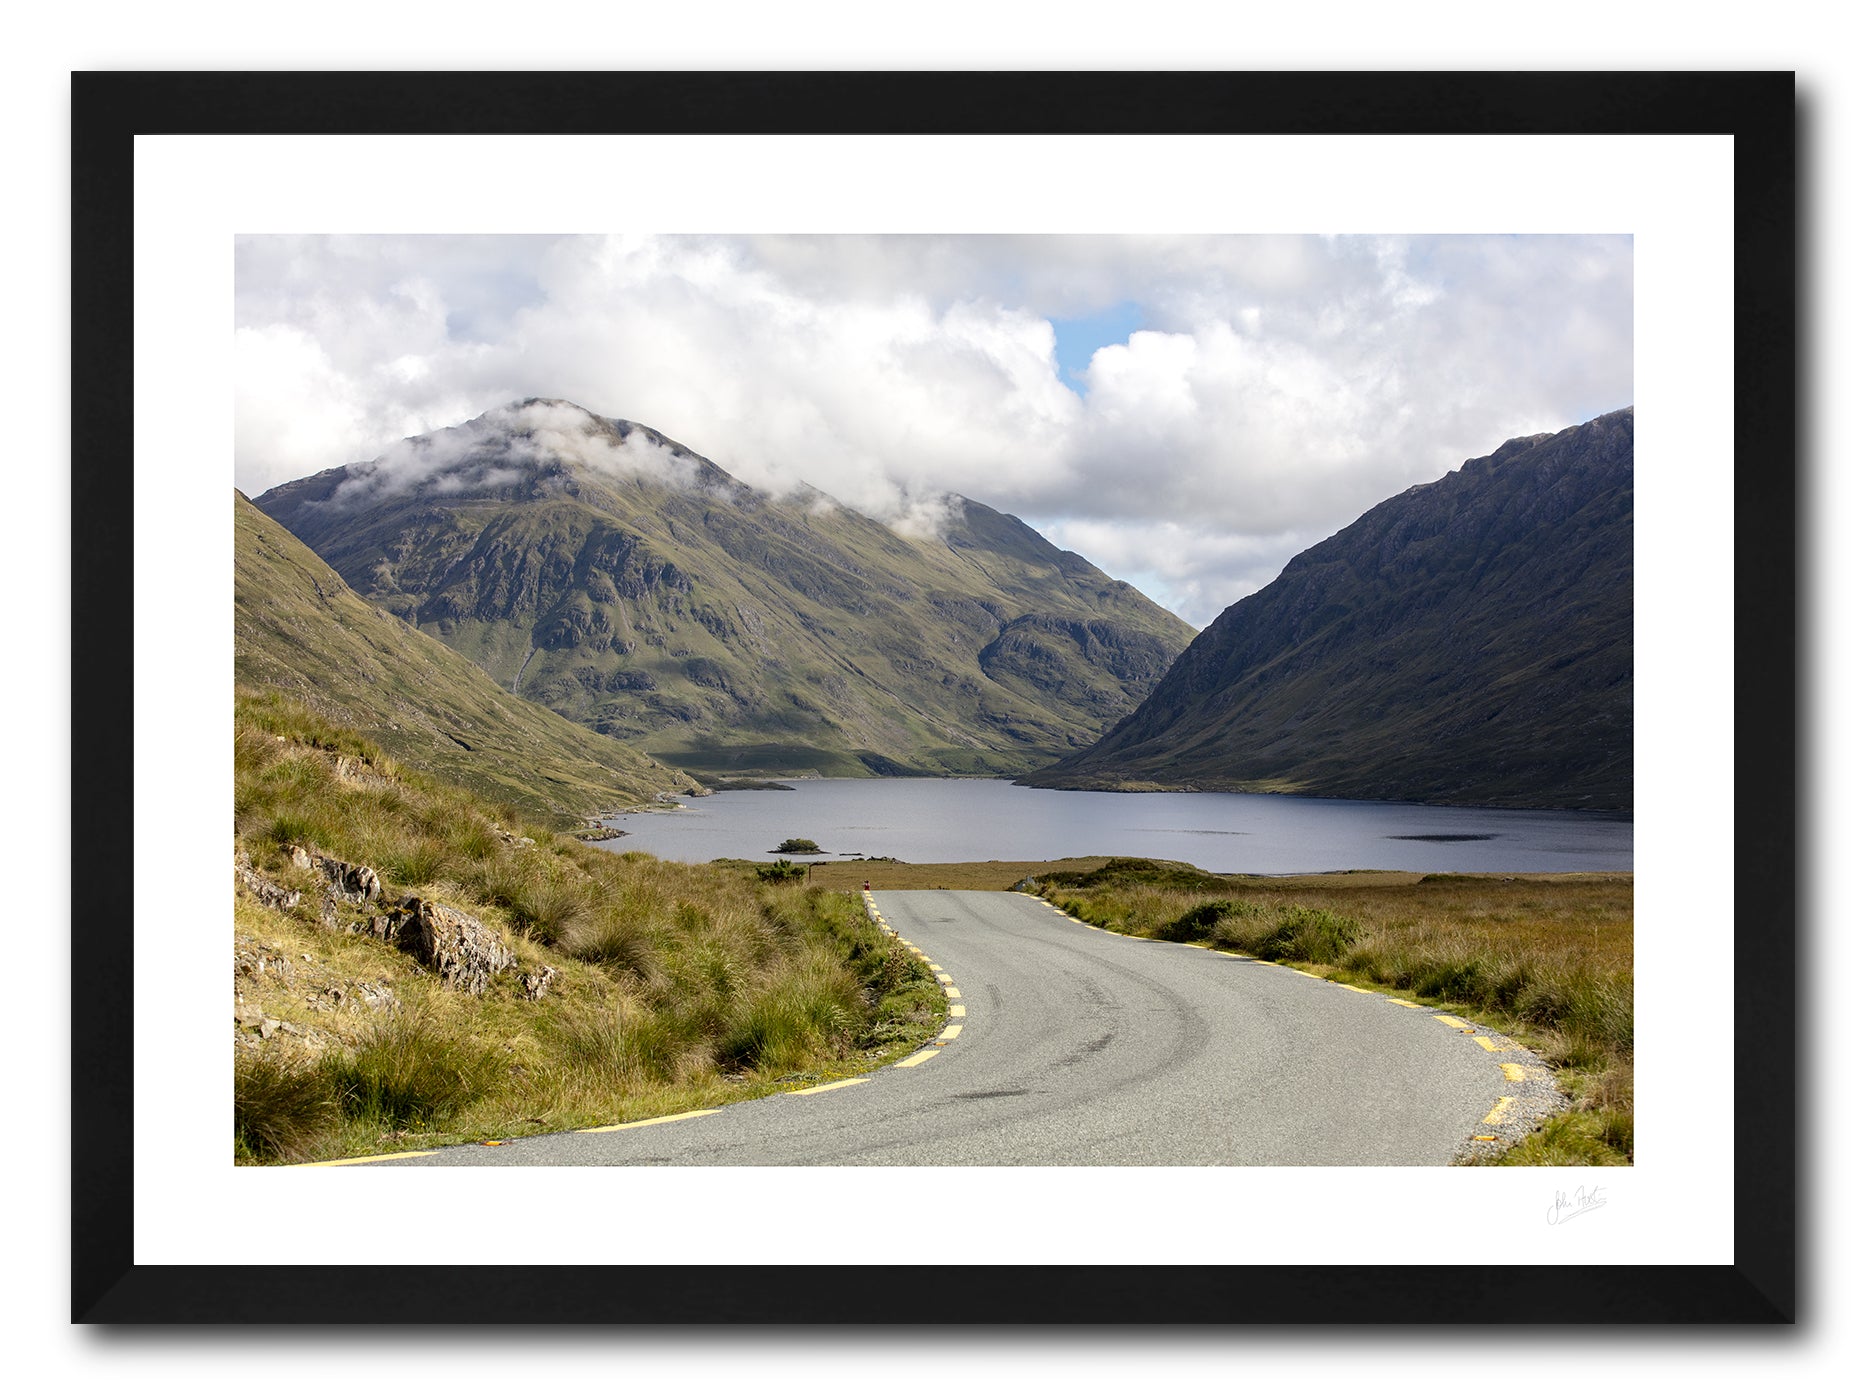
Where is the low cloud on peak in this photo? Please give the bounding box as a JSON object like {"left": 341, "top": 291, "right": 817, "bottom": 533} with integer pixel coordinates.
{"left": 308, "top": 399, "right": 716, "bottom": 511}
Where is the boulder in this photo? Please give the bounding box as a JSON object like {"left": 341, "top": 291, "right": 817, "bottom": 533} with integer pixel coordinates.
{"left": 315, "top": 855, "right": 383, "bottom": 906}
{"left": 400, "top": 899, "right": 516, "bottom": 994}
{"left": 362, "top": 897, "right": 515, "bottom": 995}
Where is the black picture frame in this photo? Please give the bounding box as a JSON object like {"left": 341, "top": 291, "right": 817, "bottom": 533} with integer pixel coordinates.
{"left": 72, "top": 70, "right": 1796, "bottom": 1324}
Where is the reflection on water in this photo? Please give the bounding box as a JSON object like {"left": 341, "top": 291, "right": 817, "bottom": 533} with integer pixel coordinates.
{"left": 600, "top": 778, "right": 1632, "bottom": 875}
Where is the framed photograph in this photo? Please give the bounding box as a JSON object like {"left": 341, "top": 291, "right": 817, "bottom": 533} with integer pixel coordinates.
{"left": 74, "top": 70, "right": 1794, "bottom": 1322}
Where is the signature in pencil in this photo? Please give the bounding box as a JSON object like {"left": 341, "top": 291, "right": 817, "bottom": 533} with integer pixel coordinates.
{"left": 1547, "top": 1184, "right": 1608, "bottom": 1225}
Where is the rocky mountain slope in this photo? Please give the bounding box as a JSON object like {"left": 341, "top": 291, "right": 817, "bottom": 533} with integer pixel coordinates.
{"left": 1025, "top": 409, "right": 1634, "bottom": 809}
{"left": 235, "top": 489, "right": 700, "bottom": 822}
{"left": 254, "top": 400, "right": 1196, "bottom": 777}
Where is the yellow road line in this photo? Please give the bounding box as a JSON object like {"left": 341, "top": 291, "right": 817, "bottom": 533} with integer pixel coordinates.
{"left": 935, "top": 973, "right": 953, "bottom": 984}
{"left": 790, "top": 1078, "right": 869, "bottom": 1096}
{"left": 1336, "top": 983, "right": 1374, "bottom": 994}
{"left": 949, "top": 1003, "right": 966, "bottom": 1017}
{"left": 1388, "top": 999, "right": 1425, "bottom": 1008}
{"left": 1500, "top": 1062, "right": 1527, "bottom": 1082}
{"left": 928, "top": 963, "right": 942, "bottom": 971}
{"left": 937, "top": 1023, "right": 963, "bottom": 1042}
{"left": 1473, "top": 1036, "right": 1507, "bottom": 1052}
{"left": 894, "top": 1048, "right": 940, "bottom": 1068}
{"left": 944, "top": 986, "right": 961, "bottom": 999}
{"left": 1432, "top": 1014, "right": 1476, "bottom": 1031}
{"left": 292, "top": 1150, "right": 439, "bottom": 1168}
{"left": 1482, "top": 1096, "right": 1516, "bottom": 1126}
{"left": 577, "top": 1108, "right": 721, "bottom": 1135}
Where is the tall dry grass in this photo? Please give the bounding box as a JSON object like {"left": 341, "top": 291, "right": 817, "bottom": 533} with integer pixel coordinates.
{"left": 232, "top": 692, "right": 943, "bottom": 1163}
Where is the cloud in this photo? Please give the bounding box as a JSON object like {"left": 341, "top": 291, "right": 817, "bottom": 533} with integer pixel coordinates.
{"left": 1035, "top": 516, "right": 1327, "bottom": 630}
{"left": 307, "top": 400, "right": 709, "bottom": 512}
{"left": 235, "top": 234, "right": 1631, "bottom": 622}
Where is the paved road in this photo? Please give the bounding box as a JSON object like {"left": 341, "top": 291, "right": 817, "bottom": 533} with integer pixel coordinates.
{"left": 353, "top": 890, "right": 1512, "bottom": 1167}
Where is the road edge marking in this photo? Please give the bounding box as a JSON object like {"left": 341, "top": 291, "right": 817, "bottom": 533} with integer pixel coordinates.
{"left": 576, "top": 1108, "right": 721, "bottom": 1135}
{"left": 868, "top": 888, "right": 964, "bottom": 1068}
{"left": 790, "top": 1078, "right": 870, "bottom": 1096}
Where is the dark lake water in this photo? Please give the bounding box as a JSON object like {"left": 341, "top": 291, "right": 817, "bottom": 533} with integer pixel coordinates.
{"left": 599, "top": 779, "right": 1632, "bottom": 874}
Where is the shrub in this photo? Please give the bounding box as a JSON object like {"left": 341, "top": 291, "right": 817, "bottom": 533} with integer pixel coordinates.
{"left": 560, "top": 908, "right": 661, "bottom": 981}
{"left": 470, "top": 854, "right": 592, "bottom": 943}
{"left": 718, "top": 965, "right": 863, "bottom": 1074}
{"left": 1157, "top": 899, "right": 1259, "bottom": 942}
{"left": 234, "top": 1053, "right": 341, "bottom": 1163}
{"left": 377, "top": 835, "right": 454, "bottom": 887}
{"left": 757, "top": 859, "right": 808, "bottom": 882}
{"left": 1261, "top": 905, "right": 1360, "bottom": 962}
{"left": 321, "top": 1015, "right": 501, "bottom": 1128}
{"left": 774, "top": 838, "right": 823, "bottom": 854}
{"left": 549, "top": 1004, "right": 680, "bottom": 1090}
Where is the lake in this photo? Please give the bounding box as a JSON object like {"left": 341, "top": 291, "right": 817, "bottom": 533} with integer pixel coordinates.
{"left": 598, "top": 779, "right": 1632, "bottom": 874}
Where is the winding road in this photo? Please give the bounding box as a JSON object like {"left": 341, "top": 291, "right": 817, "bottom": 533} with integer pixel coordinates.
{"left": 345, "top": 890, "right": 1528, "bottom": 1167}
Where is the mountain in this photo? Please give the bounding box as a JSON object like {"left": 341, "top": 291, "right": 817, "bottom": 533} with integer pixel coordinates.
{"left": 1025, "top": 409, "right": 1634, "bottom": 810}
{"left": 252, "top": 401, "right": 1196, "bottom": 778}
{"left": 235, "top": 489, "right": 701, "bottom": 822}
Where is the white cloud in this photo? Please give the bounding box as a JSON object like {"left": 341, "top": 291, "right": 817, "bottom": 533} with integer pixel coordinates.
{"left": 233, "top": 324, "right": 371, "bottom": 486}
{"left": 1032, "top": 516, "right": 1327, "bottom": 629}
{"left": 234, "top": 233, "right": 1632, "bottom": 624}
{"left": 307, "top": 400, "right": 709, "bottom": 512}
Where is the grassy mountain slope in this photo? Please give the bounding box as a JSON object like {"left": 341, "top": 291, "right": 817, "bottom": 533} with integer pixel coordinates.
{"left": 233, "top": 694, "right": 944, "bottom": 1164}
{"left": 253, "top": 401, "right": 1196, "bottom": 777}
{"left": 235, "top": 489, "right": 701, "bottom": 824}
{"left": 1027, "top": 409, "right": 1634, "bottom": 809}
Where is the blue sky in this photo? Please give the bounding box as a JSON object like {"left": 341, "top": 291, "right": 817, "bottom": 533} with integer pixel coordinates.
{"left": 1050, "top": 301, "right": 1145, "bottom": 389}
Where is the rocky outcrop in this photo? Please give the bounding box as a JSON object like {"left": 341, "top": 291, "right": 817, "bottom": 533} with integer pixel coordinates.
{"left": 361, "top": 897, "right": 516, "bottom": 995}
{"left": 239, "top": 846, "right": 517, "bottom": 995}
{"left": 286, "top": 844, "right": 385, "bottom": 925}
{"left": 234, "top": 849, "right": 302, "bottom": 911}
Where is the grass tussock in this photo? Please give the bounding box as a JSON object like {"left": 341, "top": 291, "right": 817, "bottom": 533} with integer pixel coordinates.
{"left": 233, "top": 692, "right": 944, "bottom": 1163}
{"left": 1040, "top": 858, "right": 1633, "bottom": 1165}
{"left": 320, "top": 1012, "right": 504, "bottom": 1129}
{"left": 234, "top": 1054, "right": 342, "bottom": 1164}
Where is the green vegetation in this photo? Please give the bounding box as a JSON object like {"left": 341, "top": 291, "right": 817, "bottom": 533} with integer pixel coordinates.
{"left": 235, "top": 490, "right": 699, "bottom": 829}
{"left": 774, "top": 838, "right": 823, "bottom": 855}
{"left": 1029, "top": 858, "right": 1633, "bottom": 1165}
{"left": 232, "top": 693, "right": 943, "bottom": 1164}
{"left": 802, "top": 857, "right": 1117, "bottom": 892}
{"left": 1028, "top": 409, "right": 1633, "bottom": 809}
{"left": 756, "top": 859, "right": 808, "bottom": 883}
{"left": 252, "top": 402, "right": 1196, "bottom": 778}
